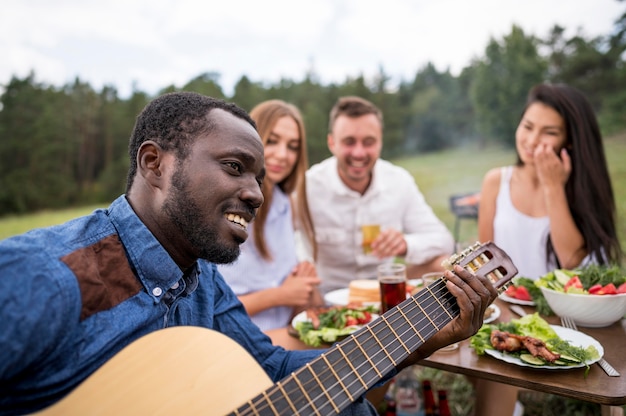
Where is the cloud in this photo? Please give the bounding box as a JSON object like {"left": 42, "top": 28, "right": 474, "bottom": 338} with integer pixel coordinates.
{"left": 1, "top": 0, "right": 623, "bottom": 97}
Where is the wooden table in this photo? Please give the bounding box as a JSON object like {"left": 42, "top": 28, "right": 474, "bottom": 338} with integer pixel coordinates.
{"left": 265, "top": 299, "right": 626, "bottom": 412}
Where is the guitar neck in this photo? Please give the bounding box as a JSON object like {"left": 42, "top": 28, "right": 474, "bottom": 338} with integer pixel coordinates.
{"left": 230, "top": 242, "right": 517, "bottom": 416}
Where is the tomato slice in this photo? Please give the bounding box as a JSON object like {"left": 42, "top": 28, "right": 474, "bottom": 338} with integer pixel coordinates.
{"left": 514, "top": 286, "right": 532, "bottom": 301}
{"left": 588, "top": 284, "right": 603, "bottom": 295}
{"left": 564, "top": 276, "right": 583, "bottom": 292}
{"left": 505, "top": 285, "right": 518, "bottom": 297}
{"left": 600, "top": 283, "right": 617, "bottom": 295}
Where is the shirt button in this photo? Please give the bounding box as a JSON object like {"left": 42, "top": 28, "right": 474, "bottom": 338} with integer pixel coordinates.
{"left": 152, "top": 287, "right": 163, "bottom": 297}
{"left": 171, "top": 282, "right": 180, "bottom": 290}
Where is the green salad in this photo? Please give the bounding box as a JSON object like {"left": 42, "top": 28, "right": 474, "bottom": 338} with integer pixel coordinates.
{"left": 295, "top": 305, "right": 378, "bottom": 347}
{"left": 470, "top": 313, "right": 600, "bottom": 372}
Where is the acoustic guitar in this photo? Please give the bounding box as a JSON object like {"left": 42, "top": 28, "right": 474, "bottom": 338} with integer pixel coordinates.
{"left": 40, "top": 241, "right": 517, "bottom": 415}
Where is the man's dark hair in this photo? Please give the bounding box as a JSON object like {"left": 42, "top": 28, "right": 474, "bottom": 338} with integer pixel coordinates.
{"left": 328, "top": 96, "right": 383, "bottom": 133}
{"left": 126, "top": 92, "right": 256, "bottom": 191}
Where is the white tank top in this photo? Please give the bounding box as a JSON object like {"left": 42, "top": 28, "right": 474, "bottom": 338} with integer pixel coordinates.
{"left": 493, "top": 166, "right": 554, "bottom": 279}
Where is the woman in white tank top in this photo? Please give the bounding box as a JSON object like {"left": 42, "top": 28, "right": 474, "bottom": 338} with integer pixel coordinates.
{"left": 473, "top": 83, "right": 622, "bottom": 416}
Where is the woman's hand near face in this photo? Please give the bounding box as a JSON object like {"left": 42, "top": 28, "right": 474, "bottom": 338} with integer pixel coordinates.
{"left": 534, "top": 143, "right": 572, "bottom": 189}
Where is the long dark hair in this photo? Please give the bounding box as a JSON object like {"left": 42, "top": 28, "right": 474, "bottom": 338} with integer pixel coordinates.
{"left": 516, "top": 83, "right": 622, "bottom": 266}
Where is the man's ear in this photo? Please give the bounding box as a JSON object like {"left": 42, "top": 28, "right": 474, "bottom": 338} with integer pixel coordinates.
{"left": 137, "top": 140, "right": 165, "bottom": 186}
{"left": 327, "top": 133, "right": 335, "bottom": 153}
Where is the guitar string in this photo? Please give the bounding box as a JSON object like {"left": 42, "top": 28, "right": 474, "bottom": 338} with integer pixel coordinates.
{"left": 236, "top": 254, "right": 511, "bottom": 415}
{"left": 234, "top": 280, "right": 457, "bottom": 416}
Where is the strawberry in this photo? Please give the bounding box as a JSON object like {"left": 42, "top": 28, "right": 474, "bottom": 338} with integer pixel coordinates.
{"left": 618, "top": 282, "right": 626, "bottom": 294}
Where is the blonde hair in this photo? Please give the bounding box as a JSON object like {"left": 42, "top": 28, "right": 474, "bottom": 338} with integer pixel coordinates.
{"left": 249, "top": 100, "right": 317, "bottom": 261}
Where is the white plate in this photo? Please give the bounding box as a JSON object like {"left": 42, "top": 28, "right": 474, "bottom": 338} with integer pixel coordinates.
{"left": 484, "top": 325, "right": 604, "bottom": 369}
{"left": 499, "top": 293, "right": 536, "bottom": 306}
{"left": 324, "top": 279, "right": 423, "bottom": 306}
{"left": 483, "top": 304, "right": 501, "bottom": 324}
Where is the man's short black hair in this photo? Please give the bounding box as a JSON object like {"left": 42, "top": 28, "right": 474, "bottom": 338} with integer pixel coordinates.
{"left": 126, "top": 92, "right": 256, "bottom": 191}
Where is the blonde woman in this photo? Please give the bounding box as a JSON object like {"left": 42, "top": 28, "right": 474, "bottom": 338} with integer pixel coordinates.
{"left": 218, "top": 100, "right": 321, "bottom": 331}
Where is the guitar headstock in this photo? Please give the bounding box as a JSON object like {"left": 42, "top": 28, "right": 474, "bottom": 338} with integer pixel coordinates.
{"left": 442, "top": 241, "right": 518, "bottom": 292}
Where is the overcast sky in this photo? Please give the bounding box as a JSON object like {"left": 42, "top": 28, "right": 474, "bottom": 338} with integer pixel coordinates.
{"left": 2, "top": 0, "right": 624, "bottom": 98}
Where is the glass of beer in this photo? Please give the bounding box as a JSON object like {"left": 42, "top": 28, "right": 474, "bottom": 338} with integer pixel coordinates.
{"left": 361, "top": 224, "right": 380, "bottom": 254}
{"left": 378, "top": 263, "right": 407, "bottom": 313}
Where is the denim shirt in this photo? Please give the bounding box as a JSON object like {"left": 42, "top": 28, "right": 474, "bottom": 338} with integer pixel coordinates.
{"left": 0, "top": 195, "right": 320, "bottom": 415}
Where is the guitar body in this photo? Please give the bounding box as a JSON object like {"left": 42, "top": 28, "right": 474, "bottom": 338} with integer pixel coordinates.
{"left": 39, "top": 326, "right": 272, "bottom": 415}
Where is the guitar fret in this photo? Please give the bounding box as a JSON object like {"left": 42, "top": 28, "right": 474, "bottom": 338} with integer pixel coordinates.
{"left": 406, "top": 298, "right": 426, "bottom": 343}
{"left": 275, "top": 381, "right": 298, "bottom": 414}
{"left": 335, "top": 342, "right": 368, "bottom": 391}
{"left": 352, "top": 333, "right": 383, "bottom": 379}
{"left": 365, "top": 325, "right": 397, "bottom": 367}
{"left": 413, "top": 300, "right": 440, "bottom": 340}
{"left": 397, "top": 307, "right": 422, "bottom": 344}
{"left": 320, "top": 353, "right": 354, "bottom": 403}
{"left": 306, "top": 362, "right": 340, "bottom": 414}
{"left": 429, "top": 287, "right": 454, "bottom": 321}
{"left": 422, "top": 288, "right": 444, "bottom": 330}
{"left": 292, "top": 374, "right": 320, "bottom": 416}
{"left": 380, "top": 315, "right": 411, "bottom": 355}
{"left": 261, "top": 391, "right": 278, "bottom": 414}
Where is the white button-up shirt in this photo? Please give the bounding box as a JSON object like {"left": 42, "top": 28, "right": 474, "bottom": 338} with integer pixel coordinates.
{"left": 306, "top": 157, "right": 454, "bottom": 293}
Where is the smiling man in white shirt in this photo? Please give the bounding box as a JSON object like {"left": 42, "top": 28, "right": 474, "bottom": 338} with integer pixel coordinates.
{"left": 306, "top": 96, "right": 455, "bottom": 294}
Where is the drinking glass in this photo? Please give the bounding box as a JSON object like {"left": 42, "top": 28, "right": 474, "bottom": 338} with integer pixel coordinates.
{"left": 361, "top": 224, "right": 381, "bottom": 255}
{"left": 378, "top": 263, "right": 407, "bottom": 313}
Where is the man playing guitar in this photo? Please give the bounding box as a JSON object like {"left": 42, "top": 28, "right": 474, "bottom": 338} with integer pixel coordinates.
{"left": 0, "top": 92, "right": 509, "bottom": 415}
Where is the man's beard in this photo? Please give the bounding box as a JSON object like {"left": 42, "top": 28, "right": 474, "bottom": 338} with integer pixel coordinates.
{"left": 162, "top": 167, "right": 240, "bottom": 264}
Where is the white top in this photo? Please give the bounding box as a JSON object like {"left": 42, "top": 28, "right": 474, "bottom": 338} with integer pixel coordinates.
{"left": 305, "top": 157, "right": 454, "bottom": 293}
{"left": 218, "top": 186, "right": 297, "bottom": 331}
{"left": 493, "top": 166, "right": 553, "bottom": 279}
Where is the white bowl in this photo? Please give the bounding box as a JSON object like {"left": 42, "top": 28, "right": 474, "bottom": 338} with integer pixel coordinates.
{"left": 539, "top": 287, "right": 626, "bottom": 328}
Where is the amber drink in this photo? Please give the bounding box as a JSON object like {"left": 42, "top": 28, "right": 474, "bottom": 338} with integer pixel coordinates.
{"left": 361, "top": 224, "right": 380, "bottom": 254}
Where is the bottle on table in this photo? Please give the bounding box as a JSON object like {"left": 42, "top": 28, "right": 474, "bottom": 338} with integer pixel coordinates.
{"left": 437, "top": 390, "right": 451, "bottom": 416}
{"left": 384, "top": 398, "right": 397, "bottom": 416}
{"left": 421, "top": 380, "right": 437, "bottom": 416}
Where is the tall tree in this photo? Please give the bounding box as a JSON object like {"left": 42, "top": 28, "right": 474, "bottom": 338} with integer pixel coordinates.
{"left": 470, "top": 25, "right": 547, "bottom": 147}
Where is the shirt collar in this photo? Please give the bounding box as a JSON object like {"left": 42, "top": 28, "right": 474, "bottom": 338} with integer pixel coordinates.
{"left": 327, "top": 156, "right": 383, "bottom": 198}
{"left": 107, "top": 195, "right": 188, "bottom": 303}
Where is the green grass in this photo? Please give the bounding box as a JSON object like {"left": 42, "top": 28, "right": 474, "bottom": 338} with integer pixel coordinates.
{"left": 0, "top": 205, "right": 105, "bottom": 240}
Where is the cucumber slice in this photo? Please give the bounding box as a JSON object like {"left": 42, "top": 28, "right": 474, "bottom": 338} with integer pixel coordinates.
{"left": 558, "top": 353, "right": 581, "bottom": 363}
{"left": 519, "top": 353, "right": 546, "bottom": 366}
{"left": 554, "top": 269, "right": 571, "bottom": 286}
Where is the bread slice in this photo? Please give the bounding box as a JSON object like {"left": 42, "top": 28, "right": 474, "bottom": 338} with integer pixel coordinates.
{"left": 348, "top": 279, "right": 380, "bottom": 304}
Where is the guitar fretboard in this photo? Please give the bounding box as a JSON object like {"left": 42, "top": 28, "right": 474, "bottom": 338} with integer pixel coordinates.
{"left": 230, "top": 242, "right": 516, "bottom": 415}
